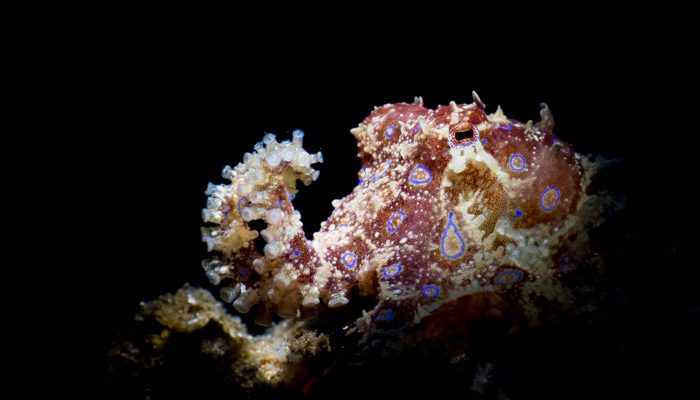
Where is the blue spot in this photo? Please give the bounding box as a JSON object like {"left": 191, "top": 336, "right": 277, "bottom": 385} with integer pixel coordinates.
{"left": 422, "top": 285, "right": 440, "bottom": 298}
{"left": 237, "top": 197, "right": 247, "bottom": 217}
{"left": 440, "top": 212, "right": 466, "bottom": 259}
{"left": 341, "top": 252, "right": 357, "bottom": 269}
{"left": 239, "top": 268, "right": 249, "bottom": 278}
{"left": 483, "top": 138, "right": 488, "bottom": 144}
{"left": 412, "top": 124, "right": 420, "bottom": 134}
{"left": 408, "top": 165, "right": 432, "bottom": 185}
{"left": 385, "top": 125, "right": 395, "bottom": 138}
{"left": 223, "top": 209, "right": 230, "bottom": 220}
{"left": 293, "top": 250, "right": 300, "bottom": 257}
{"left": 277, "top": 200, "right": 283, "bottom": 206}
{"left": 376, "top": 309, "right": 395, "bottom": 321}
{"left": 386, "top": 210, "right": 406, "bottom": 234}
{"left": 372, "top": 160, "right": 391, "bottom": 181}
{"left": 382, "top": 264, "right": 403, "bottom": 278}
{"left": 339, "top": 223, "right": 348, "bottom": 228}
{"left": 515, "top": 210, "right": 522, "bottom": 217}
{"left": 509, "top": 153, "right": 527, "bottom": 172}
{"left": 501, "top": 124, "right": 513, "bottom": 131}
{"left": 540, "top": 186, "right": 561, "bottom": 212}
{"left": 561, "top": 255, "right": 571, "bottom": 264}
{"left": 497, "top": 269, "right": 523, "bottom": 285}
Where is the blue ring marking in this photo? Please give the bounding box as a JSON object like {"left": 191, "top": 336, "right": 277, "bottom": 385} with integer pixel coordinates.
{"left": 277, "top": 200, "right": 283, "bottom": 206}
{"left": 376, "top": 309, "right": 395, "bottom": 321}
{"left": 422, "top": 285, "right": 440, "bottom": 298}
{"left": 385, "top": 125, "right": 395, "bottom": 138}
{"left": 341, "top": 252, "right": 357, "bottom": 269}
{"left": 293, "top": 250, "right": 300, "bottom": 257}
{"left": 440, "top": 212, "right": 466, "bottom": 259}
{"left": 408, "top": 165, "right": 433, "bottom": 185}
{"left": 358, "top": 167, "right": 367, "bottom": 184}
{"left": 561, "top": 255, "right": 571, "bottom": 264}
{"left": 239, "top": 268, "right": 249, "bottom": 279}
{"left": 515, "top": 210, "right": 522, "bottom": 217}
{"left": 386, "top": 210, "right": 406, "bottom": 234}
{"left": 496, "top": 269, "right": 523, "bottom": 285}
{"left": 483, "top": 138, "right": 488, "bottom": 144}
{"left": 540, "top": 186, "right": 561, "bottom": 212}
{"left": 382, "top": 264, "right": 403, "bottom": 278}
{"left": 501, "top": 124, "right": 513, "bottom": 131}
{"left": 372, "top": 160, "right": 391, "bottom": 181}
{"left": 509, "top": 153, "right": 527, "bottom": 172}
{"left": 223, "top": 209, "right": 230, "bottom": 220}
{"left": 237, "top": 197, "right": 247, "bottom": 217}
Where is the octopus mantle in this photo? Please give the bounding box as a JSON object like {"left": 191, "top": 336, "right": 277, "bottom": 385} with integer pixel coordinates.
{"left": 201, "top": 93, "right": 612, "bottom": 336}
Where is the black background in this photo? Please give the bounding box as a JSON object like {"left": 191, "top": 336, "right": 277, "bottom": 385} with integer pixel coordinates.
{"left": 51, "top": 24, "right": 699, "bottom": 399}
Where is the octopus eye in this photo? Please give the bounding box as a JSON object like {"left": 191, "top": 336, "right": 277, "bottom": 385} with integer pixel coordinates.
{"left": 448, "top": 122, "right": 480, "bottom": 149}
{"left": 453, "top": 127, "right": 473, "bottom": 141}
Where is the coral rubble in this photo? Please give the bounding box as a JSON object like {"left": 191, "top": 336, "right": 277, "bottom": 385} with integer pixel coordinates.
{"left": 108, "top": 286, "right": 330, "bottom": 396}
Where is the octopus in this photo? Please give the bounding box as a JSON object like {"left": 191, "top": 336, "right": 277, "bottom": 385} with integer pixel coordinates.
{"left": 200, "top": 92, "right": 616, "bottom": 343}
